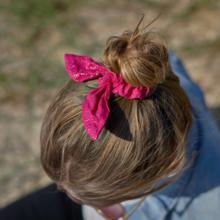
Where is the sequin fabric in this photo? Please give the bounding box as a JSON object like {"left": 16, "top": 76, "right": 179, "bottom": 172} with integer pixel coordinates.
{"left": 64, "top": 53, "right": 151, "bottom": 140}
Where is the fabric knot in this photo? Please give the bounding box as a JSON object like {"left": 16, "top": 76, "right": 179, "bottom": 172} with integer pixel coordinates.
{"left": 64, "top": 53, "right": 151, "bottom": 140}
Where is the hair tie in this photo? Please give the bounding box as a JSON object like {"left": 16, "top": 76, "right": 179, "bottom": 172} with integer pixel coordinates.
{"left": 64, "top": 53, "right": 151, "bottom": 141}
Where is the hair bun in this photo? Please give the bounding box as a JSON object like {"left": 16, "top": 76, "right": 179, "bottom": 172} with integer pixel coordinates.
{"left": 103, "top": 20, "right": 169, "bottom": 89}
{"left": 102, "top": 35, "right": 129, "bottom": 74}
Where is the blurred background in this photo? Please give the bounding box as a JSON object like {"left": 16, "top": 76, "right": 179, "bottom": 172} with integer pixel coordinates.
{"left": 0, "top": 0, "right": 220, "bottom": 207}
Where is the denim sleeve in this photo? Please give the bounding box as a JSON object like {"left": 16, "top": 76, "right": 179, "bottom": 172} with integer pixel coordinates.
{"left": 168, "top": 50, "right": 207, "bottom": 108}
{"left": 168, "top": 50, "right": 193, "bottom": 81}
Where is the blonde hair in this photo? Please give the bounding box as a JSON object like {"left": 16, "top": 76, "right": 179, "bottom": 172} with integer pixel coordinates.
{"left": 40, "top": 15, "right": 193, "bottom": 207}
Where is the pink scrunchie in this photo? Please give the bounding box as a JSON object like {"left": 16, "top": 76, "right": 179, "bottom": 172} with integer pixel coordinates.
{"left": 64, "top": 53, "right": 151, "bottom": 140}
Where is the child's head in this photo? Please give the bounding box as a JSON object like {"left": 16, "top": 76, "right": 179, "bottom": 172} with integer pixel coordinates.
{"left": 40, "top": 16, "right": 192, "bottom": 207}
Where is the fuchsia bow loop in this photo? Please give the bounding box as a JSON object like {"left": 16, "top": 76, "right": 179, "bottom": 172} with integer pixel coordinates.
{"left": 64, "top": 53, "right": 151, "bottom": 141}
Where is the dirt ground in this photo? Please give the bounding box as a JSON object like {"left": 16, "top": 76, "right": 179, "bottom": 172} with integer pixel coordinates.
{"left": 0, "top": 0, "right": 220, "bottom": 207}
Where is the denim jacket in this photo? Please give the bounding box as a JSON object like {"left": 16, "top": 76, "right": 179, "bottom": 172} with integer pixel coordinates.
{"left": 120, "top": 51, "right": 220, "bottom": 220}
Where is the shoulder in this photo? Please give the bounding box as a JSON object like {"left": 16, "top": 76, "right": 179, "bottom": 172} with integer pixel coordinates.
{"left": 168, "top": 50, "right": 207, "bottom": 109}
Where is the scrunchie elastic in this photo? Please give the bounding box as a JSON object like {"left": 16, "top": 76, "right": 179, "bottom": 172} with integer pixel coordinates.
{"left": 64, "top": 53, "right": 151, "bottom": 140}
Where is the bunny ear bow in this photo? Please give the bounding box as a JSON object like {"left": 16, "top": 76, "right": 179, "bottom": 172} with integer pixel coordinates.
{"left": 64, "top": 53, "right": 151, "bottom": 141}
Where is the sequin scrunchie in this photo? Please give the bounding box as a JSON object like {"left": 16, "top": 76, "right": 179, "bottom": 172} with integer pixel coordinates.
{"left": 64, "top": 53, "right": 151, "bottom": 141}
